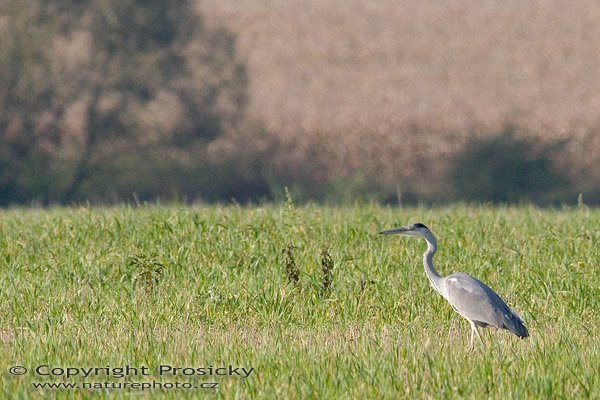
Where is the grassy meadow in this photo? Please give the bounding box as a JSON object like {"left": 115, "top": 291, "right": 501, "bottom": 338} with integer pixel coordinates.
{"left": 0, "top": 204, "right": 598, "bottom": 398}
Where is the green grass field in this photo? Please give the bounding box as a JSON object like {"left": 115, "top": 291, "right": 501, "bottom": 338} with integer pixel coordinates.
{"left": 1, "top": 204, "right": 598, "bottom": 399}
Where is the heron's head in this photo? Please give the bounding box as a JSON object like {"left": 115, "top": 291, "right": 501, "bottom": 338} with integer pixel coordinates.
{"left": 379, "top": 222, "right": 430, "bottom": 237}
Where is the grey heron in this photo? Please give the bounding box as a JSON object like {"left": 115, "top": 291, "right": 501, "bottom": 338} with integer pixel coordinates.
{"left": 380, "top": 223, "right": 528, "bottom": 349}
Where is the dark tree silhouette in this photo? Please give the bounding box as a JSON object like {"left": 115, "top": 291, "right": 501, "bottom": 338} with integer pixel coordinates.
{"left": 450, "top": 126, "right": 571, "bottom": 204}
{"left": 0, "top": 0, "right": 248, "bottom": 204}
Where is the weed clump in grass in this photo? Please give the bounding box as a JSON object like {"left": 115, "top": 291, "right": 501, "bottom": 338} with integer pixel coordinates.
{"left": 126, "top": 253, "right": 165, "bottom": 289}
{"left": 356, "top": 278, "right": 377, "bottom": 309}
{"left": 282, "top": 245, "right": 300, "bottom": 284}
{"left": 320, "top": 246, "right": 334, "bottom": 297}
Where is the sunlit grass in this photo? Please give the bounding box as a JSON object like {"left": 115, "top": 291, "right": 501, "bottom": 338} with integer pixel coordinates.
{"left": 1, "top": 204, "right": 598, "bottom": 398}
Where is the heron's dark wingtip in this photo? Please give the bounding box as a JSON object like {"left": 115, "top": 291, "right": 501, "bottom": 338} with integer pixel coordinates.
{"left": 516, "top": 326, "right": 529, "bottom": 339}
{"left": 503, "top": 318, "right": 529, "bottom": 339}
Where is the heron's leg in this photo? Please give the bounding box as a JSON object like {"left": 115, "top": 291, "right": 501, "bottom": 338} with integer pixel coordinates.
{"left": 473, "top": 325, "right": 484, "bottom": 345}
{"left": 469, "top": 329, "right": 474, "bottom": 351}
{"left": 467, "top": 320, "right": 483, "bottom": 351}
{"left": 468, "top": 321, "right": 475, "bottom": 351}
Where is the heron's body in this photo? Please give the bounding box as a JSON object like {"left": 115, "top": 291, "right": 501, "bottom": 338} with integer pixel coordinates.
{"left": 444, "top": 272, "right": 528, "bottom": 338}
{"left": 381, "top": 223, "right": 528, "bottom": 348}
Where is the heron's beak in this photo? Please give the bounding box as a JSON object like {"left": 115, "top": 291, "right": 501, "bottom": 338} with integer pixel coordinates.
{"left": 379, "top": 226, "right": 413, "bottom": 235}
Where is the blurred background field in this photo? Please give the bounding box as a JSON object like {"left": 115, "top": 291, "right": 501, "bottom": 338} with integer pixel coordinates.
{"left": 2, "top": 0, "right": 600, "bottom": 205}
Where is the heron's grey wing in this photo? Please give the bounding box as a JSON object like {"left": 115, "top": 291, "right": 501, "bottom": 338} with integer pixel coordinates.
{"left": 444, "top": 272, "right": 528, "bottom": 337}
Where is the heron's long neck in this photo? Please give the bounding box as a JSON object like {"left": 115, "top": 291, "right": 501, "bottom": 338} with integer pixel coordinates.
{"left": 422, "top": 234, "right": 446, "bottom": 298}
